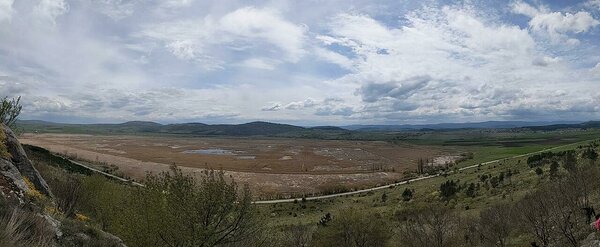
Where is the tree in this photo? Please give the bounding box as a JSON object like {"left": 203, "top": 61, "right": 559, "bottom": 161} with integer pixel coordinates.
{"left": 479, "top": 204, "right": 514, "bottom": 247}
{"left": 582, "top": 147, "right": 598, "bottom": 165}
{"left": 402, "top": 188, "right": 413, "bottom": 201}
{"left": 545, "top": 181, "right": 587, "bottom": 247}
{"left": 121, "top": 166, "right": 260, "bottom": 247}
{"left": 397, "top": 206, "right": 462, "bottom": 247}
{"left": 281, "top": 225, "right": 314, "bottom": 247}
{"left": 464, "top": 183, "right": 476, "bottom": 198}
{"left": 439, "top": 180, "right": 458, "bottom": 199}
{"left": 0, "top": 96, "right": 21, "bottom": 128}
{"left": 313, "top": 209, "right": 391, "bottom": 247}
{"left": 516, "top": 190, "right": 553, "bottom": 247}
{"left": 562, "top": 151, "right": 577, "bottom": 172}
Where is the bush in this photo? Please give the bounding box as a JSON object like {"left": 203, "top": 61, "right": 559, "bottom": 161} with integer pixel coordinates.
{"left": 113, "top": 166, "right": 261, "bottom": 247}
{"left": 0, "top": 207, "right": 56, "bottom": 247}
{"left": 402, "top": 188, "right": 413, "bottom": 201}
{"left": 313, "top": 209, "right": 391, "bottom": 247}
{"left": 0, "top": 96, "right": 21, "bottom": 128}
{"left": 46, "top": 175, "right": 84, "bottom": 217}
{"left": 440, "top": 180, "right": 458, "bottom": 199}
{"left": 535, "top": 167, "right": 543, "bottom": 176}
{"left": 397, "top": 206, "right": 461, "bottom": 247}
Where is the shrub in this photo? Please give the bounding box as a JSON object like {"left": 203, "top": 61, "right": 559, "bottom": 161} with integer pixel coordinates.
{"left": 402, "top": 188, "right": 414, "bottom": 201}
{"left": 440, "top": 180, "right": 458, "bottom": 199}
{"left": 0, "top": 96, "right": 21, "bottom": 128}
{"left": 114, "top": 166, "right": 260, "bottom": 247}
{"left": 397, "top": 206, "right": 462, "bottom": 247}
{"left": 313, "top": 209, "right": 391, "bottom": 247}
{"left": 478, "top": 204, "right": 514, "bottom": 247}
{"left": 0, "top": 208, "right": 56, "bottom": 247}
{"left": 47, "top": 176, "right": 84, "bottom": 217}
{"left": 535, "top": 167, "right": 543, "bottom": 176}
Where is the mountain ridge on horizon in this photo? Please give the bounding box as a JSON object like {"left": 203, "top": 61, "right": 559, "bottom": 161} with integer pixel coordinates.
{"left": 17, "top": 119, "right": 597, "bottom": 134}
{"left": 18, "top": 119, "right": 586, "bottom": 128}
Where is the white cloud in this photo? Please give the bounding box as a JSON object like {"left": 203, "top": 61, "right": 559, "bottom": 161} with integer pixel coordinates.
{"left": 219, "top": 7, "right": 307, "bottom": 61}
{"left": 92, "top": 0, "right": 139, "bottom": 20}
{"left": 586, "top": 0, "right": 600, "bottom": 9}
{"left": 261, "top": 103, "right": 282, "bottom": 112}
{"left": 160, "top": 0, "right": 194, "bottom": 9}
{"left": 532, "top": 56, "right": 560, "bottom": 67}
{"left": 511, "top": 1, "right": 544, "bottom": 17}
{"left": 0, "top": 0, "right": 13, "bottom": 22}
{"left": 2, "top": 1, "right": 600, "bottom": 124}
{"left": 313, "top": 47, "right": 354, "bottom": 70}
{"left": 284, "top": 98, "right": 316, "bottom": 110}
{"left": 317, "top": 5, "right": 596, "bottom": 121}
{"left": 512, "top": 1, "right": 600, "bottom": 43}
{"left": 140, "top": 6, "right": 306, "bottom": 70}
{"left": 239, "top": 58, "right": 278, "bottom": 70}
{"left": 33, "top": 0, "right": 69, "bottom": 24}
{"left": 592, "top": 63, "right": 600, "bottom": 74}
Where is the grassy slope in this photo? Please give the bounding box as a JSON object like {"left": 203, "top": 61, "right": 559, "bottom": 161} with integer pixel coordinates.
{"left": 257, "top": 137, "right": 600, "bottom": 246}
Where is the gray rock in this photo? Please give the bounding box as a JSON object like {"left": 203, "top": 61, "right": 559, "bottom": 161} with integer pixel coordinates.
{"left": 581, "top": 233, "right": 600, "bottom": 247}
{"left": 0, "top": 158, "right": 29, "bottom": 194}
{"left": 1, "top": 124, "right": 53, "bottom": 197}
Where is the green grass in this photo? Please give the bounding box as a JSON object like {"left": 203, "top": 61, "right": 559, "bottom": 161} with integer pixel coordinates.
{"left": 259, "top": 137, "right": 600, "bottom": 231}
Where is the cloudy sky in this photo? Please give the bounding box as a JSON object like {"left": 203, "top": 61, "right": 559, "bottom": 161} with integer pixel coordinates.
{"left": 1, "top": 0, "right": 600, "bottom": 125}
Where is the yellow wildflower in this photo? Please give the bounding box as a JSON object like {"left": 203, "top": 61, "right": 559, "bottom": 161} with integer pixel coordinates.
{"left": 23, "top": 177, "right": 43, "bottom": 199}
{"left": 75, "top": 213, "right": 90, "bottom": 222}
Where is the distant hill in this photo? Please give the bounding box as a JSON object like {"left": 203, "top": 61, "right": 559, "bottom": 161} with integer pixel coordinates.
{"left": 309, "top": 126, "right": 347, "bottom": 131}
{"left": 18, "top": 120, "right": 306, "bottom": 136}
{"left": 521, "top": 121, "right": 600, "bottom": 131}
{"left": 343, "top": 120, "right": 583, "bottom": 131}
{"left": 17, "top": 119, "right": 599, "bottom": 137}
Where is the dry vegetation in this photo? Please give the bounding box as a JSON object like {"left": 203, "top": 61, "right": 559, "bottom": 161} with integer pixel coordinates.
{"left": 20, "top": 133, "right": 459, "bottom": 198}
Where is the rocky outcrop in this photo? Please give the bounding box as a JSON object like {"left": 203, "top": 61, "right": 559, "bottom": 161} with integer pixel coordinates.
{"left": 1, "top": 124, "right": 53, "bottom": 197}
{"left": 0, "top": 124, "right": 127, "bottom": 246}
{"left": 581, "top": 233, "right": 600, "bottom": 247}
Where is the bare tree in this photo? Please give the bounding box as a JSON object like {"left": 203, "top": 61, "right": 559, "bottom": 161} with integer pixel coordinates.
{"left": 397, "top": 206, "right": 462, "bottom": 247}
{"left": 478, "top": 204, "right": 514, "bottom": 247}
{"left": 546, "top": 169, "right": 597, "bottom": 246}
{"left": 516, "top": 190, "right": 554, "bottom": 247}
{"left": 282, "top": 225, "right": 314, "bottom": 247}
{"left": 314, "top": 209, "right": 391, "bottom": 247}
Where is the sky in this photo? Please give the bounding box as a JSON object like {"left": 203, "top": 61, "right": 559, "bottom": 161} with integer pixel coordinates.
{"left": 1, "top": 0, "right": 600, "bottom": 125}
